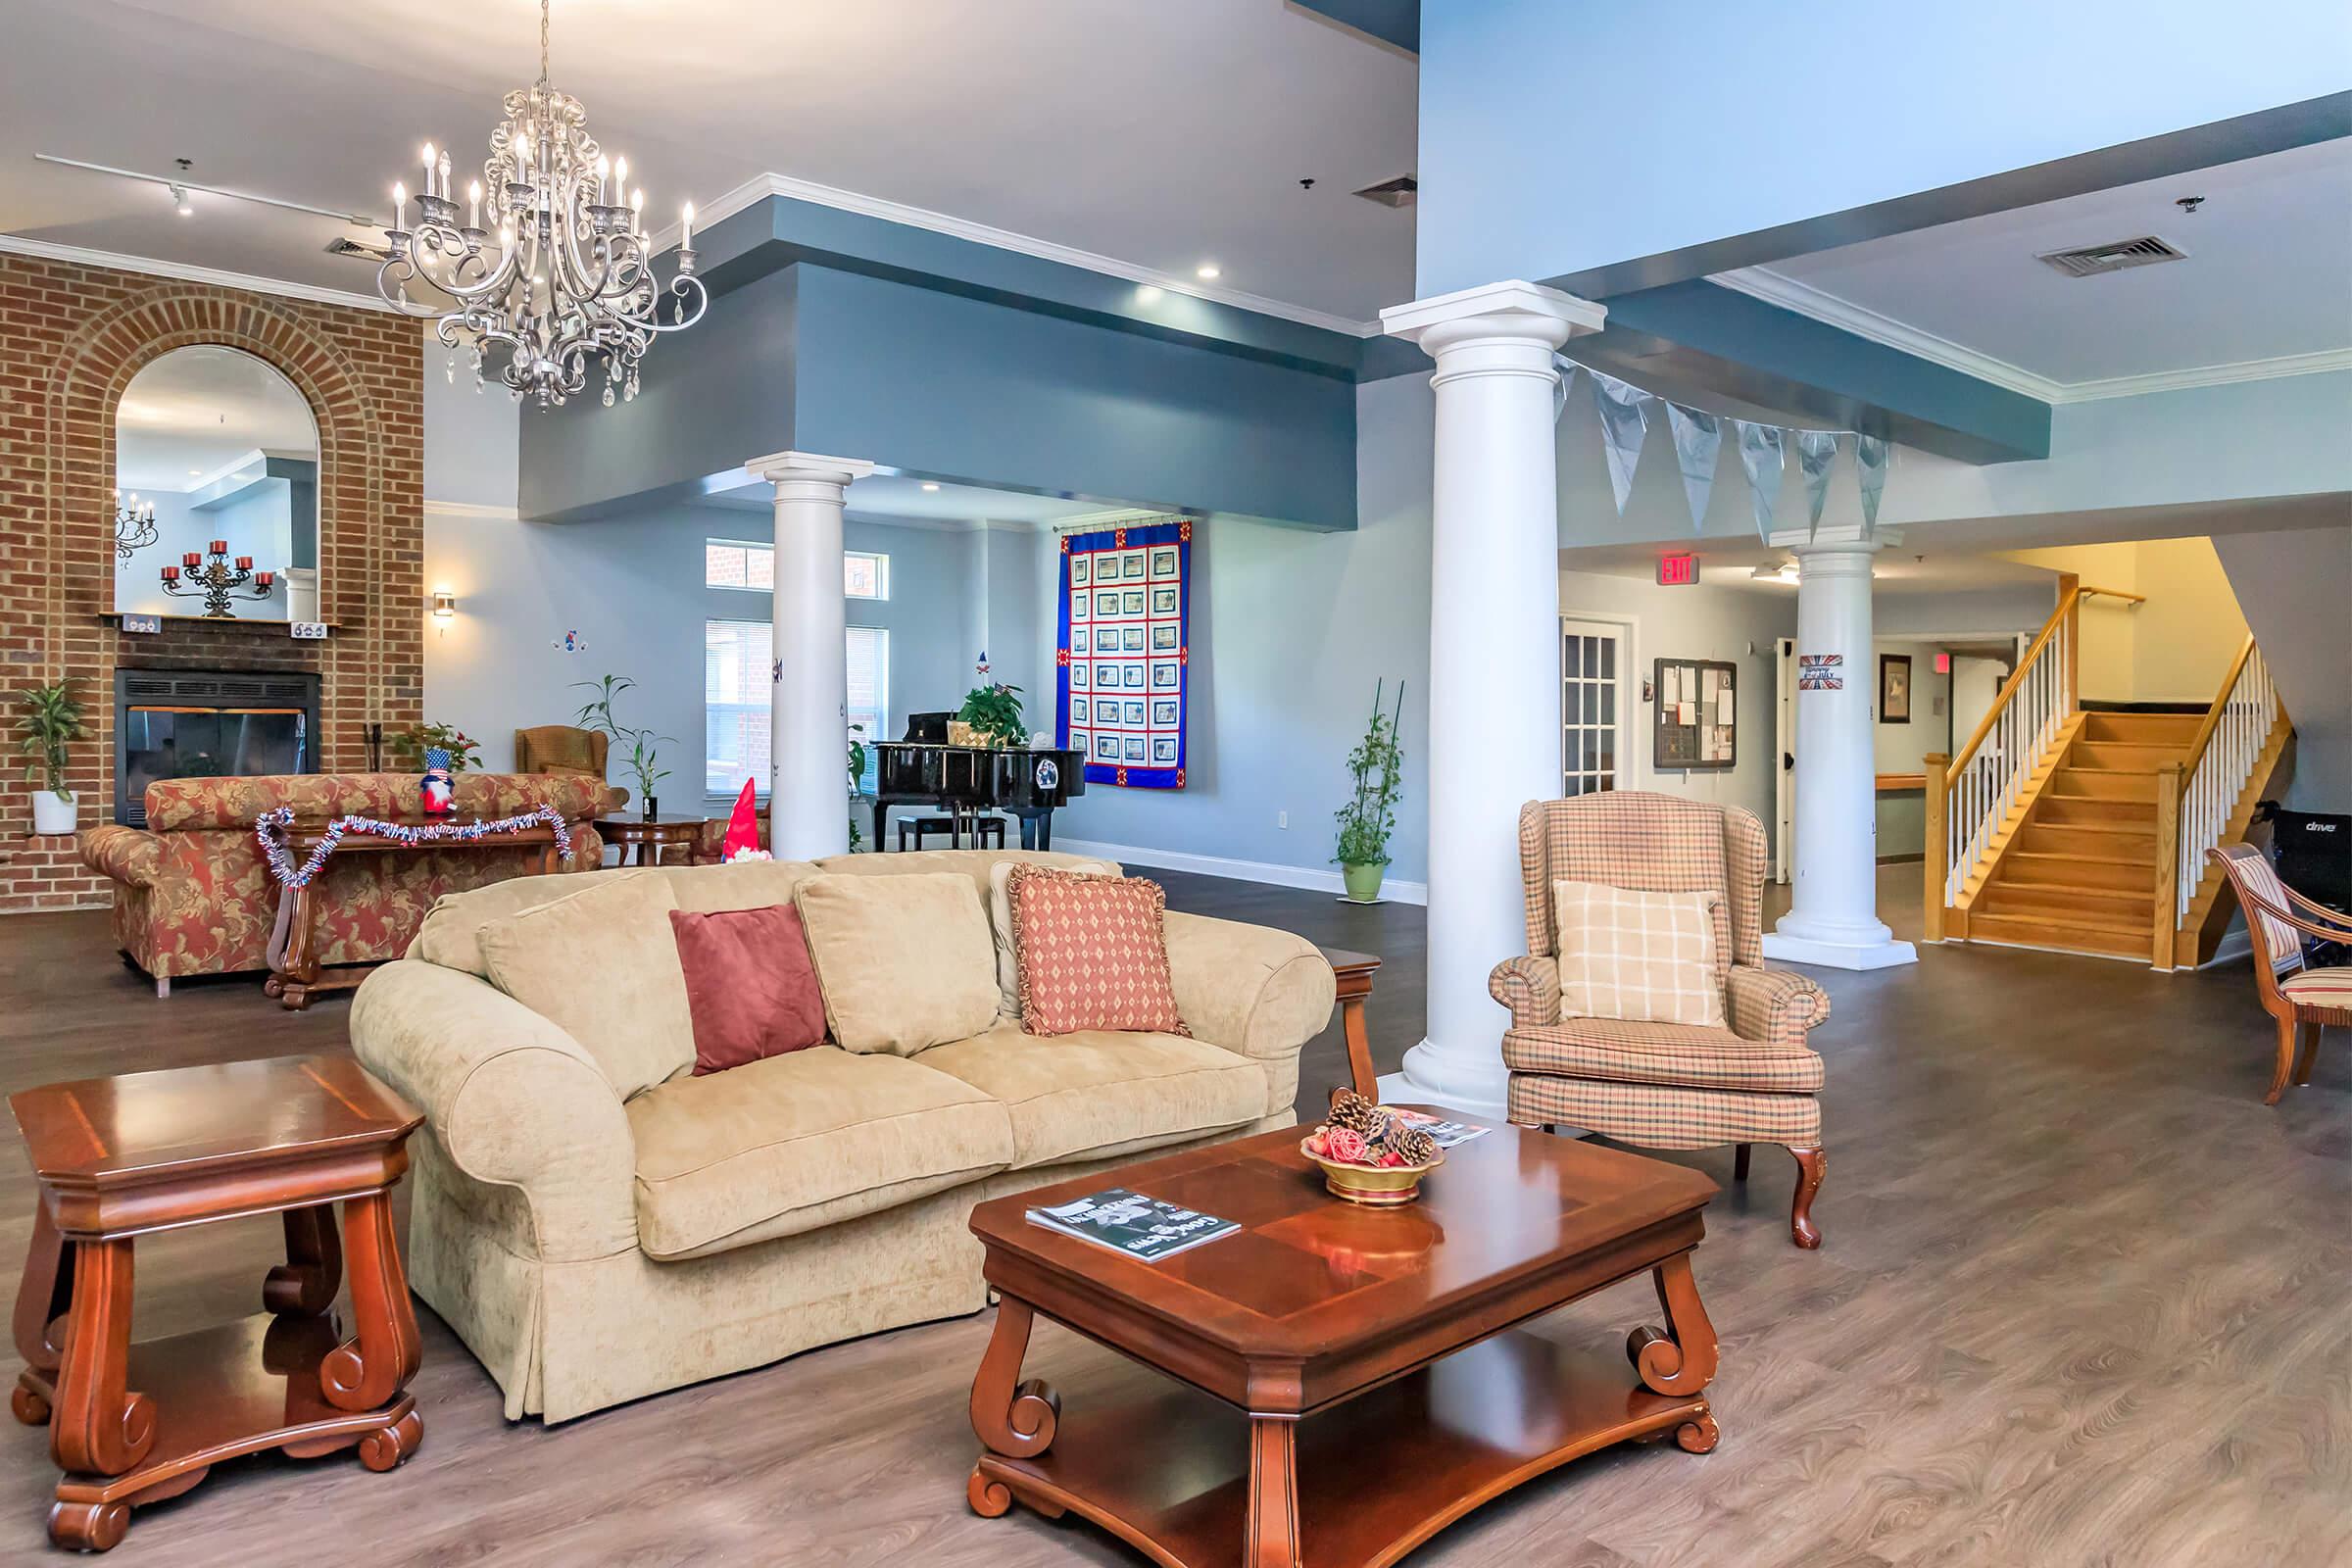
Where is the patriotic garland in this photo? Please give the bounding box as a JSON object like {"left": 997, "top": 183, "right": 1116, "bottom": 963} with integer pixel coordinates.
{"left": 254, "top": 805, "right": 576, "bottom": 889}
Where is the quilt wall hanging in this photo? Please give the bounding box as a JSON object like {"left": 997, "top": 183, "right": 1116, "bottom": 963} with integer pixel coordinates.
{"left": 1056, "top": 519, "right": 1192, "bottom": 789}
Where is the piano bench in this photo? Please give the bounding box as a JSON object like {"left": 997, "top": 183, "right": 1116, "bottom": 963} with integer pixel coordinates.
{"left": 899, "top": 814, "right": 1005, "bottom": 852}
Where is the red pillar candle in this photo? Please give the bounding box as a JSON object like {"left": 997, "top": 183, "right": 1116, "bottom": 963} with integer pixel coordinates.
{"left": 209, "top": 539, "right": 227, "bottom": 556}
{"left": 182, "top": 552, "right": 201, "bottom": 567}
{"left": 234, "top": 556, "right": 253, "bottom": 570}
{"left": 256, "top": 571, "right": 275, "bottom": 589}
{"left": 161, "top": 564, "right": 180, "bottom": 582}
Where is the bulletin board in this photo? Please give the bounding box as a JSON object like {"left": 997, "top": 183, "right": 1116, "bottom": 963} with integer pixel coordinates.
{"left": 1653, "top": 658, "right": 1738, "bottom": 771}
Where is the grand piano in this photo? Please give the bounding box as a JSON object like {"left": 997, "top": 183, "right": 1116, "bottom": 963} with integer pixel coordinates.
{"left": 871, "top": 712, "right": 1086, "bottom": 851}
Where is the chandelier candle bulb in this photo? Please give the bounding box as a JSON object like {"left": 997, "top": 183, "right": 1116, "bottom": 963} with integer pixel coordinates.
{"left": 421, "top": 144, "right": 435, "bottom": 198}
{"left": 392, "top": 181, "right": 406, "bottom": 231}
{"left": 467, "top": 179, "right": 481, "bottom": 228}
{"left": 681, "top": 201, "right": 694, "bottom": 250}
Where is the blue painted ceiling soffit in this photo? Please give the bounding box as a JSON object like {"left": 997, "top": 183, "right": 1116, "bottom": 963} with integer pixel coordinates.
{"left": 689, "top": 193, "right": 1377, "bottom": 382}
{"left": 1580, "top": 280, "right": 2051, "bottom": 466}
{"left": 1291, "top": 0, "right": 1419, "bottom": 53}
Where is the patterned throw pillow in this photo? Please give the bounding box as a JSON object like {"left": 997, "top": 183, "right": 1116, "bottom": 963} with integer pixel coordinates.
{"left": 1550, "top": 879, "right": 1726, "bottom": 1026}
{"left": 1005, "top": 865, "right": 1190, "bottom": 1038}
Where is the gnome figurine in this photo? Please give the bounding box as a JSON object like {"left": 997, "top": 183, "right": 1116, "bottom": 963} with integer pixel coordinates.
{"left": 418, "top": 745, "right": 457, "bottom": 818}
{"left": 719, "top": 777, "right": 769, "bottom": 862}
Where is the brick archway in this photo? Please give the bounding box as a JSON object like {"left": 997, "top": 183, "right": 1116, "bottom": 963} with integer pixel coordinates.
{"left": 1, "top": 254, "right": 423, "bottom": 910}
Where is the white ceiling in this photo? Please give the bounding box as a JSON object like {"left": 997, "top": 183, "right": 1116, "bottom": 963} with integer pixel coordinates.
{"left": 1716, "top": 138, "right": 2352, "bottom": 398}
{"left": 116, "top": 343, "right": 317, "bottom": 490}
{"left": 0, "top": 0, "right": 1418, "bottom": 320}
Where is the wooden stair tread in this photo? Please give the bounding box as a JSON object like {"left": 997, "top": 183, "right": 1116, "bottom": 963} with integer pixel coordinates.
{"left": 2007, "top": 850, "right": 2149, "bottom": 868}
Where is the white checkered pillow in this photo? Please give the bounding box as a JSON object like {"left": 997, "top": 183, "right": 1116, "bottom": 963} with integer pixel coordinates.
{"left": 1550, "top": 880, "right": 1725, "bottom": 1026}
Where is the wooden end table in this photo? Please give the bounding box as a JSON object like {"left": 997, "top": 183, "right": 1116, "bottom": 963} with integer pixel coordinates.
{"left": 592, "top": 812, "right": 711, "bottom": 867}
{"left": 9, "top": 1055, "right": 425, "bottom": 1551}
{"left": 1316, "top": 948, "right": 1382, "bottom": 1099}
{"left": 266, "top": 818, "right": 570, "bottom": 1010}
{"left": 965, "top": 1116, "right": 1719, "bottom": 1568}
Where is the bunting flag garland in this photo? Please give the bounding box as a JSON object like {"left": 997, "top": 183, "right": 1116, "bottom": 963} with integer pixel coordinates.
{"left": 1565, "top": 356, "right": 1891, "bottom": 542}
{"left": 1855, "top": 435, "right": 1889, "bottom": 536}
{"left": 1591, "top": 370, "right": 1652, "bottom": 514}
{"left": 254, "top": 804, "right": 576, "bottom": 890}
{"left": 1663, "top": 403, "right": 1723, "bottom": 535}
{"left": 1734, "top": 420, "right": 1787, "bottom": 541}
{"left": 1795, "top": 428, "right": 1842, "bottom": 536}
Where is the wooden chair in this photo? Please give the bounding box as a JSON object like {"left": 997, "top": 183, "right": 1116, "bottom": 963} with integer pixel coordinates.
{"left": 2208, "top": 844, "right": 2352, "bottom": 1102}
{"left": 1494, "top": 794, "right": 1834, "bottom": 1248}
{"left": 514, "top": 725, "right": 627, "bottom": 812}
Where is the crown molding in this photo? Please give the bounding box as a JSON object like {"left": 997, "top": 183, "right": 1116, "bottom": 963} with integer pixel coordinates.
{"left": 0, "top": 232, "right": 399, "bottom": 314}
{"left": 1714, "top": 264, "right": 2352, "bottom": 407}
{"left": 651, "top": 171, "right": 1383, "bottom": 338}
{"left": 422, "top": 499, "right": 520, "bottom": 520}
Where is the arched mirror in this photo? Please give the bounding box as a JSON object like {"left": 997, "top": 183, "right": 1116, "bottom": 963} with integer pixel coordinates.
{"left": 113, "top": 346, "right": 319, "bottom": 622}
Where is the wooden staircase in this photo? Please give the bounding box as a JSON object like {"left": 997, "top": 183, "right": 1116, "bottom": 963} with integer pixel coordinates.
{"left": 1965, "top": 711, "right": 2199, "bottom": 958}
{"left": 1926, "top": 588, "right": 2290, "bottom": 967}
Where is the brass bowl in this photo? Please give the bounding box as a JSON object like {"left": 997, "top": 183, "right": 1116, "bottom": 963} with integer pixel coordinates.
{"left": 1299, "top": 1139, "right": 1444, "bottom": 1207}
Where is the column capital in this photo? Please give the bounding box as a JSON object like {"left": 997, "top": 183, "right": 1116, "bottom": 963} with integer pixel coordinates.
{"left": 742, "top": 451, "right": 877, "bottom": 489}
{"left": 1771, "top": 521, "right": 1902, "bottom": 555}
{"left": 1380, "top": 280, "right": 1606, "bottom": 355}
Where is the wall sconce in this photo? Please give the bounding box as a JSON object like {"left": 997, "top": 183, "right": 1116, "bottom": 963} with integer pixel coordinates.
{"left": 431, "top": 589, "right": 457, "bottom": 634}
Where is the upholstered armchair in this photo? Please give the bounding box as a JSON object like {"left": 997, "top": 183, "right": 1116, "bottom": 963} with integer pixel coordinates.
{"left": 2208, "top": 844, "right": 2350, "bottom": 1102}
{"left": 514, "top": 724, "right": 627, "bottom": 812}
{"left": 1493, "top": 793, "right": 1834, "bottom": 1248}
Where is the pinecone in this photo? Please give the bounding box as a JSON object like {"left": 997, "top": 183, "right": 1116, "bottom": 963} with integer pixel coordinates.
{"left": 1385, "top": 1125, "right": 1439, "bottom": 1166}
{"left": 1328, "top": 1090, "right": 1384, "bottom": 1136}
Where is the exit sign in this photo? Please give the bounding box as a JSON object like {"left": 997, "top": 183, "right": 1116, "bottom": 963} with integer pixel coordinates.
{"left": 1657, "top": 554, "right": 1700, "bottom": 587}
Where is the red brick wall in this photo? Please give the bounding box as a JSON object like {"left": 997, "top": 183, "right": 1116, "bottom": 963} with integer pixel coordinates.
{"left": 0, "top": 254, "right": 425, "bottom": 911}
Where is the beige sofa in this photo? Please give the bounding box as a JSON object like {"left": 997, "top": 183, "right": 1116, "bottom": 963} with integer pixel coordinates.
{"left": 350, "top": 848, "right": 1335, "bottom": 1423}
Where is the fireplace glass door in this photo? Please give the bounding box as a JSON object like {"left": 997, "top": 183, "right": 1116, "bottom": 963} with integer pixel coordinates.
{"left": 122, "top": 706, "right": 310, "bottom": 808}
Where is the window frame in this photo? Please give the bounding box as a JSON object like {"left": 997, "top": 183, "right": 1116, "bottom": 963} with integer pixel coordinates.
{"left": 702, "top": 616, "right": 890, "bottom": 801}
{"left": 704, "top": 538, "right": 890, "bottom": 601}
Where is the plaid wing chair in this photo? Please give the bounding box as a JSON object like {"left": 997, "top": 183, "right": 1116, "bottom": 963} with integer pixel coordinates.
{"left": 1493, "top": 793, "right": 1834, "bottom": 1248}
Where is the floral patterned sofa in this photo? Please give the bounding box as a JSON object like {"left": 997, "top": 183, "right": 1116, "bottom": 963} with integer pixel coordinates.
{"left": 79, "top": 772, "right": 606, "bottom": 995}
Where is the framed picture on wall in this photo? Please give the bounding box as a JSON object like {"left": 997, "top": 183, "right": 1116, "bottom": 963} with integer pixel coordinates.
{"left": 1880, "top": 654, "right": 1912, "bottom": 723}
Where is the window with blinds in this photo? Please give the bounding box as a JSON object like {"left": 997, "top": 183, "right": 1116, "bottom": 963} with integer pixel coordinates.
{"left": 705, "top": 620, "right": 889, "bottom": 797}
{"left": 706, "top": 540, "right": 888, "bottom": 600}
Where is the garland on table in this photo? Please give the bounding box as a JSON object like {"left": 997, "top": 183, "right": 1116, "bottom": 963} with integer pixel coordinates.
{"left": 254, "top": 805, "right": 576, "bottom": 889}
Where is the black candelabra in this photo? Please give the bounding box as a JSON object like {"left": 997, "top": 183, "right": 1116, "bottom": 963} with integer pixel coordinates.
{"left": 161, "top": 540, "right": 274, "bottom": 619}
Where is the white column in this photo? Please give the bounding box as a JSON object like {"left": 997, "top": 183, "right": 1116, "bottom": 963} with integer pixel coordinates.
{"left": 745, "top": 451, "right": 876, "bottom": 859}
{"left": 1762, "top": 522, "right": 1918, "bottom": 970}
{"left": 1377, "top": 281, "right": 1607, "bottom": 1119}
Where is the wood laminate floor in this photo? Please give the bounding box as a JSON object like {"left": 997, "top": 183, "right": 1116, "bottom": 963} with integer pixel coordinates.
{"left": 1, "top": 865, "right": 2346, "bottom": 1565}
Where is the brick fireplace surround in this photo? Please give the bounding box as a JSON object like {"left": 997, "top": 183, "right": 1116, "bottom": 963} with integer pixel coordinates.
{"left": 0, "top": 253, "right": 425, "bottom": 912}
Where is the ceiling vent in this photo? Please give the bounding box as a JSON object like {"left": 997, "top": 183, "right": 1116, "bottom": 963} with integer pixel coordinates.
{"left": 1351, "top": 174, "right": 1417, "bottom": 209}
{"left": 2035, "top": 235, "right": 2185, "bottom": 278}
{"left": 322, "top": 235, "right": 391, "bottom": 263}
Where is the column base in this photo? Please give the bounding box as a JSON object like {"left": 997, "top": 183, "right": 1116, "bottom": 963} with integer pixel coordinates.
{"left": 1377, "top": 1040, "right": 1510, "bottom": 1123}
{"left": 1762, "top": 928, "right": 1918, "bottom": 971}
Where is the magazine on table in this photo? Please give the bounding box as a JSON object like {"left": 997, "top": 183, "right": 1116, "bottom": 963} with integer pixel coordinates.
{"left": 1025, "top": 1188, "right": 1240, "bottom": 1263}
{"left": 1388, "top": 1108, "right": 1492, "bottom": 1150}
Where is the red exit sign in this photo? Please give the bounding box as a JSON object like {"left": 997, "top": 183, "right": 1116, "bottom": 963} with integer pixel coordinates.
{"left": 1656, "top": 553, "right": 1700, "bottom": 586}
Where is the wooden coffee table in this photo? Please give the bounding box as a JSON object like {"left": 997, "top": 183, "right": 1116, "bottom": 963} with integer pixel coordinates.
{"left": 9, "top": 1055, "right": 425, "bottom": 1551}
{"left": 965, "top": 1114, "right": 1720, "bottom": 1567}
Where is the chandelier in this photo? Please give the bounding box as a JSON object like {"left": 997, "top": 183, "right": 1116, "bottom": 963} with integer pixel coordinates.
{"left": 113, "top": 489, "right": 157, "bottom": 562}
{"left": 375, "top": 0, "right": 705, "bottom": 409}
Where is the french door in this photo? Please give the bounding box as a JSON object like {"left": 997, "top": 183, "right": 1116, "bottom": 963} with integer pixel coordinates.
{"left": 1561, "top": 616, "right": 1633, "bottom": 797}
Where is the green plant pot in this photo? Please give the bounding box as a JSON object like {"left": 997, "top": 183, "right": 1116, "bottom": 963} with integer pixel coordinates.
{"left": 1340, "top": 860, "right": 1388, "bottom": 903}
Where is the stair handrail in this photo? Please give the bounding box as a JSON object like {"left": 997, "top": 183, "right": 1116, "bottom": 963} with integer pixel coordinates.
{"left": 1939, "top": 587, "right": 2080, "bottom": 907}
{"left": 2175, "top": 636, "right": 2278, "bottom": 924}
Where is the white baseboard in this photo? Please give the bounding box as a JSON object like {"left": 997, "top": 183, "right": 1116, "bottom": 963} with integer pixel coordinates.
{"left": 2198, "top": 927, "right": 2254, "bottom": 968}
{"left": 1054, "top": 838, "right": 1428, "bottom": 906}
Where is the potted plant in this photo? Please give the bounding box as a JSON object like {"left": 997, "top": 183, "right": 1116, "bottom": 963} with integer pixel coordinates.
{"left": 388, "top": 721, "right": 482, "bottom": 774}
{"left": 1333, "top": 678, "right": 1405, "bottom": 904}
{"left": 574, "top": 675, "right": 674, "bottom": 819}
{"left": 16, "top": 680, "right": 86, "bottom": 836}
{"left": 956, "top": 659, "right": 1026, "bottom": 749}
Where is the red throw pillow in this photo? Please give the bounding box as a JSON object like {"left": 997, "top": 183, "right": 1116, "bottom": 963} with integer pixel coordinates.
{"left": 668, "top": 905, "right": 827, "bottom": 1074}
{"left": 1005, "top": 865, "right": 1189, "bottom": 1037}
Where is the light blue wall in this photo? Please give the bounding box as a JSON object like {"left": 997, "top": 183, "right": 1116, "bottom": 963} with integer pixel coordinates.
{"left": 1043, "top": 374, "right": 1434, "bottom": 887}
{"left": 1417, "top": 2, "right": 2351, "bottom": 295}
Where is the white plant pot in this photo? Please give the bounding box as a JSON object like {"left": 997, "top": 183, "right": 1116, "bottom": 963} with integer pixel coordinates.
{"left": 30, "top": 789, "right": 77, "bottom": 836}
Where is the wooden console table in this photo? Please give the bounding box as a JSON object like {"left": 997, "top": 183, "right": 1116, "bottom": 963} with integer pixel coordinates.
{"left": 266, "top": 819, "right": 568, "bottom": 1010}
{"left": 9, "top": 1054, "right": 424, "bottom": 1551}
{"left": 1317, "top": 947, "right": 1382, "bottom": 1100}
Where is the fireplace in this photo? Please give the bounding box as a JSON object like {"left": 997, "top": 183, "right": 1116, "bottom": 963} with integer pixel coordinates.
{"left": 115, "top": 669, "right": 321, "bottom": 826}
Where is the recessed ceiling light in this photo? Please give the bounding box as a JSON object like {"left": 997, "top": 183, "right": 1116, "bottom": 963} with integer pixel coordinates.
{"left": 1135, "top": 284, "right": 1162, "bottom": 304}
{"left": 1195, "top": 264, "right": 1220, "bottom": 280}
{"left": 920, "top": 482, "right": 940, "bottom": 492}
{"left": 188, "top": 467, "right": 201, "bottom": 475}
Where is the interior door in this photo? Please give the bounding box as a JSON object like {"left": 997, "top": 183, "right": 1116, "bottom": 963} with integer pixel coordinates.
{"left": 1775, "top": 636, "right": 1796, "bottom": 884}
{"left": 1561, "top": 617, "right": 1631, "bottom": 797}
